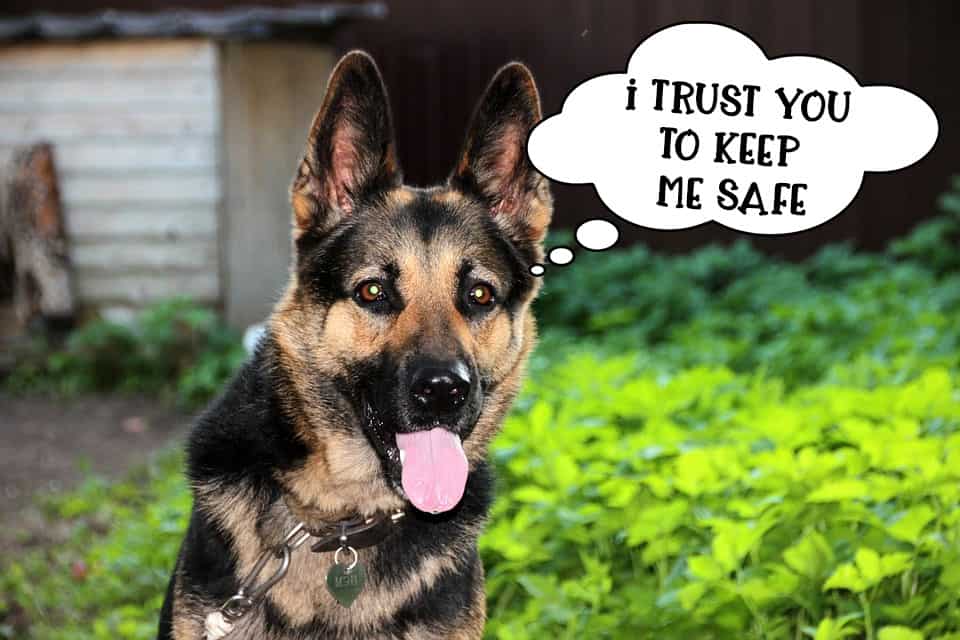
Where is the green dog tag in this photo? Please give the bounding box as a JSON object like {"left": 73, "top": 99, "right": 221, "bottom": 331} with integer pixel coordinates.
{"left": 326, "top": 562, "right": 366, "bottom": 607}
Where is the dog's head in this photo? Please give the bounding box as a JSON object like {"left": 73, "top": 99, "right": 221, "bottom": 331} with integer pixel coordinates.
{"left": 270, "top": 52, "right": 551, "bottom": 515}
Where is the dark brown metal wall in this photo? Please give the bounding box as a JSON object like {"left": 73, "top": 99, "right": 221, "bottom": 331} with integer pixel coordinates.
{"left": 0, "top": 0, "right": 318, "bottom": 13}
{"left": 334, "top": 0, "right": 960, "bottom": 257}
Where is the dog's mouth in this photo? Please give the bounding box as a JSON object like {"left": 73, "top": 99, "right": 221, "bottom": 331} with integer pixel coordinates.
{"left": 362, "top": 402, "right": 470, "bottom": 514}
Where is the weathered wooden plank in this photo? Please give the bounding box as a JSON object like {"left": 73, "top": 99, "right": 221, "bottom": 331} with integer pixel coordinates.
{"left": 71, "top": 239, "right": 217, "bottom": 272}
{"left": 0, "top": 110, "right": 217, "bottom": 143}
{"left": 0, "top": 40, "right": 215, "bottom": 73}
{"left": 65, "top": 206, "right": 218, "bottom": 239}
{"left": 60, "top": 174, "right": 220, "bottom": 205}
{"left": 0, "top": 65, "right": 216, "bottom": 85}
{"left": 75, "top": 271, "right": 219, "bottom": 304}
{"left": 0, "top": 140, "right": 217, "bottom": 173}
{"left": 11, "top": 139, "right": 218, "bottom": 173}
{"left": 0, "top": 74, "right": 217, "bottom": 112}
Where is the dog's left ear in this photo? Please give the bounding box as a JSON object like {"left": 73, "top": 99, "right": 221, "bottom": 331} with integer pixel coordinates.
{"left": 291, "top": 51, "right": 401, "bottom": 238}
{"left": 451, "top": 63, "right": 552, "bottom": 246}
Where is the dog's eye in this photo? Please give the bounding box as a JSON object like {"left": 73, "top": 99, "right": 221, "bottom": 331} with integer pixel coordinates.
{"left": 467, "top": 282, "right": 495, "bottom": 306}
{"left": 356, "top": 280, "right": 387, "bottom": 304}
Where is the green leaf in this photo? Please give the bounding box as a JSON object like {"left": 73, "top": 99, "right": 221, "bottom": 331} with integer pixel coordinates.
{"left": 738, "top": 576, "right": 779, "bottom": 604}
{"left": 879, "top": 552, "right": 913, "bottom": 579}
{"left": 887, "top": 505, "right": 936, "bottom": 543}
{"left": 710, "top": 520, "right": 768, "bottom": 573}
{"left": 809, "top": 616, "right": 860, "bottom": 640}
{"left": 823, "top": 563, "right": 866, "bottom": 593}
{"left": 783, "top": 531, "right": 835, "bottom": 580}
{"left": 878, "top": 626, "right": 924, "bottom": 640}
{"left": 625, "top": 499, "right": 689, "bottom": 546}
{"left": 712, "top": 528, "right": 745, "bottom": 573}
{"left": 511, "top": 485, "right": 556, "bottom": 504}
{"left": 807, "top": 479, "right": 870, "bottom": 503}
{"left": 823, "top": 549, "right": 911, "bottom": 594}
{"left": 678, "top": 582, "right": 709, "bottom": 611}
{"left": 687, "top": 555, "right": 726, "bottom": 582}
{"left": 856, "top": 548, "right": 882, "bottom": 585}
{"left": 940, "top": 562, "right": 960, "bottom": 593}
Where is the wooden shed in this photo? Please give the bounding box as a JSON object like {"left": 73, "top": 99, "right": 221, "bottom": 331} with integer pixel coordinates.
{"left": 0, "top": 3, "right": 383, "bottom": 328}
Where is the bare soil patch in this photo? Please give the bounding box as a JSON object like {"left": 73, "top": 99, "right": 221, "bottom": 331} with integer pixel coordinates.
{"left": 0, "top": 394, "right": 190, "bottom": 554}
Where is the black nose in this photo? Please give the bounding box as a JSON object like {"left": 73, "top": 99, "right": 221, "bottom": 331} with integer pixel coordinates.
{"left": 409, "top": 362, "right": 471, "bottom": 417}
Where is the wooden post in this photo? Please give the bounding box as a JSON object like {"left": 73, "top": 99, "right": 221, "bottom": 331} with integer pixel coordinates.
{"left": 2, "top": 143, "right": 75, "bottom": 328}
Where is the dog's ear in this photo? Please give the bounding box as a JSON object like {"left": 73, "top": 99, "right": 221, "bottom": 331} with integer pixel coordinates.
{"left": 451, "top": 62, "right": 552, "bottom": 246}
{"left": 291, "top": 51, "right": 401, "bottom": 238}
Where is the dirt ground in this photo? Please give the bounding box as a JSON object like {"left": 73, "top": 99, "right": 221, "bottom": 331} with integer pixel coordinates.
{"left": 0, "top": 394, "right": 191, "bottom": 553}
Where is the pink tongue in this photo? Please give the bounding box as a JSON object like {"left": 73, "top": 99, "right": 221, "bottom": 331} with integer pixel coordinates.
{"left": 396, "top": 428, "right": 469, "bottom": 513}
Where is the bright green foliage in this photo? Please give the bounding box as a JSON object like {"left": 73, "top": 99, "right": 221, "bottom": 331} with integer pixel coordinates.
{"left": 2, "top": 188, "right": 960, "bottom": 638}
{"left": 0, "top": 450, "right": 190, "bottom": 639}
{"left": 3, "top": 299, "right": 246, "bottom": 407}
{"left": 535, "top": 235, "right": 960, "bottom": 391}
{"left": 481, "top": 359, "right": 960, "bottom": 640}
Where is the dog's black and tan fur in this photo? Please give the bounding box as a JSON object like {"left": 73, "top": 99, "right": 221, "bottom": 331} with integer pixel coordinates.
{"left": 158, "top": 52, "right": 552, "bottom": 639}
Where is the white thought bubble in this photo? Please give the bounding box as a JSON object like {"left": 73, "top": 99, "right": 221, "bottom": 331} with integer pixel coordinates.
{"left": 528, "top": 23, "right": 939, "bottom": 235}
{"left": 548, "top": 246, "right": 574, "bottom": 265}
{"left": 576, "top": 219, "right": 619, "bottom": 250}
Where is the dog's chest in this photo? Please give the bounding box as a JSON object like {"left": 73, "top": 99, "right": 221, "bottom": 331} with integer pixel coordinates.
{"left": 222, "top": 544, "right": 453, "bottom": 639}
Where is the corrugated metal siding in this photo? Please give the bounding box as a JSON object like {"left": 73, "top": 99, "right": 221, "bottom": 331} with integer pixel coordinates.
{"left": 0, "top": 39, "right": 221, "bottom": 309}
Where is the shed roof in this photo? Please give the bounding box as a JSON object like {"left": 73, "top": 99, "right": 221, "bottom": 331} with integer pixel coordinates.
{"left": 0, "top": 3, "right": 385, "bottom": 41}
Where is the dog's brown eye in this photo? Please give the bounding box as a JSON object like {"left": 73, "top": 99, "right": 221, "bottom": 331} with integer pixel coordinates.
{"left": 468, "top": 283, "right": 494, "bottom": 306}
{"left": 356, "top": 281, "right": 386, "bottom": 304}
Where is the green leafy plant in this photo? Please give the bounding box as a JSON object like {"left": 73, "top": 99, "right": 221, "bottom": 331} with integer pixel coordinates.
{"left": 2, "top": 299, "right": 246, "bottom": 408}
{"left": 890, "top": 175, "right": 960, "bottom": 275}
{"left": 481, "top": 359, "right": 960, "bottom": 640}
{"left": 0, "top": 450, "right": 190, "bottom": 639}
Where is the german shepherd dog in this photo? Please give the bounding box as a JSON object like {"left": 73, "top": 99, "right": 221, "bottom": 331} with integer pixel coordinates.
{"left": 158, "top": 51, "right": 552, "bottom": 639}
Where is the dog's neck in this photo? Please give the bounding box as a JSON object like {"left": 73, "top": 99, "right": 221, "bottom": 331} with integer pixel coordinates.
{"left": 284, "top": 491, "right": 353, "bottom": 526}
{"left": 278, "top": 493, "right": 407, "bottom": 554}
{"left": 282, "top": 492, "right": 400, "bottom": 535}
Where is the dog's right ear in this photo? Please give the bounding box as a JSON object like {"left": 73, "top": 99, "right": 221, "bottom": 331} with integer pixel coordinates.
{"left": 290, "top": 51, "right": 401, "bottom": 239}
{"left": 450, "top": 63, "right": 551, "bottom": 248}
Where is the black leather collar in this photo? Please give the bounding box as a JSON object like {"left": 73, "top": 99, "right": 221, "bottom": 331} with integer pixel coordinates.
{"left": 308, "top": 509, "right": 405, "bottom": 553}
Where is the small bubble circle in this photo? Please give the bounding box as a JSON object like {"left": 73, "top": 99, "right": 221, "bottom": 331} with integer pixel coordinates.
{"left": 576, "top": 219, "right": 619, "bottom": 251}
{"left": 529, "top": 264, "right": 545, "bottom": 277}
{"left": 548, "top": 247, "right": 574, "bottom": 265}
